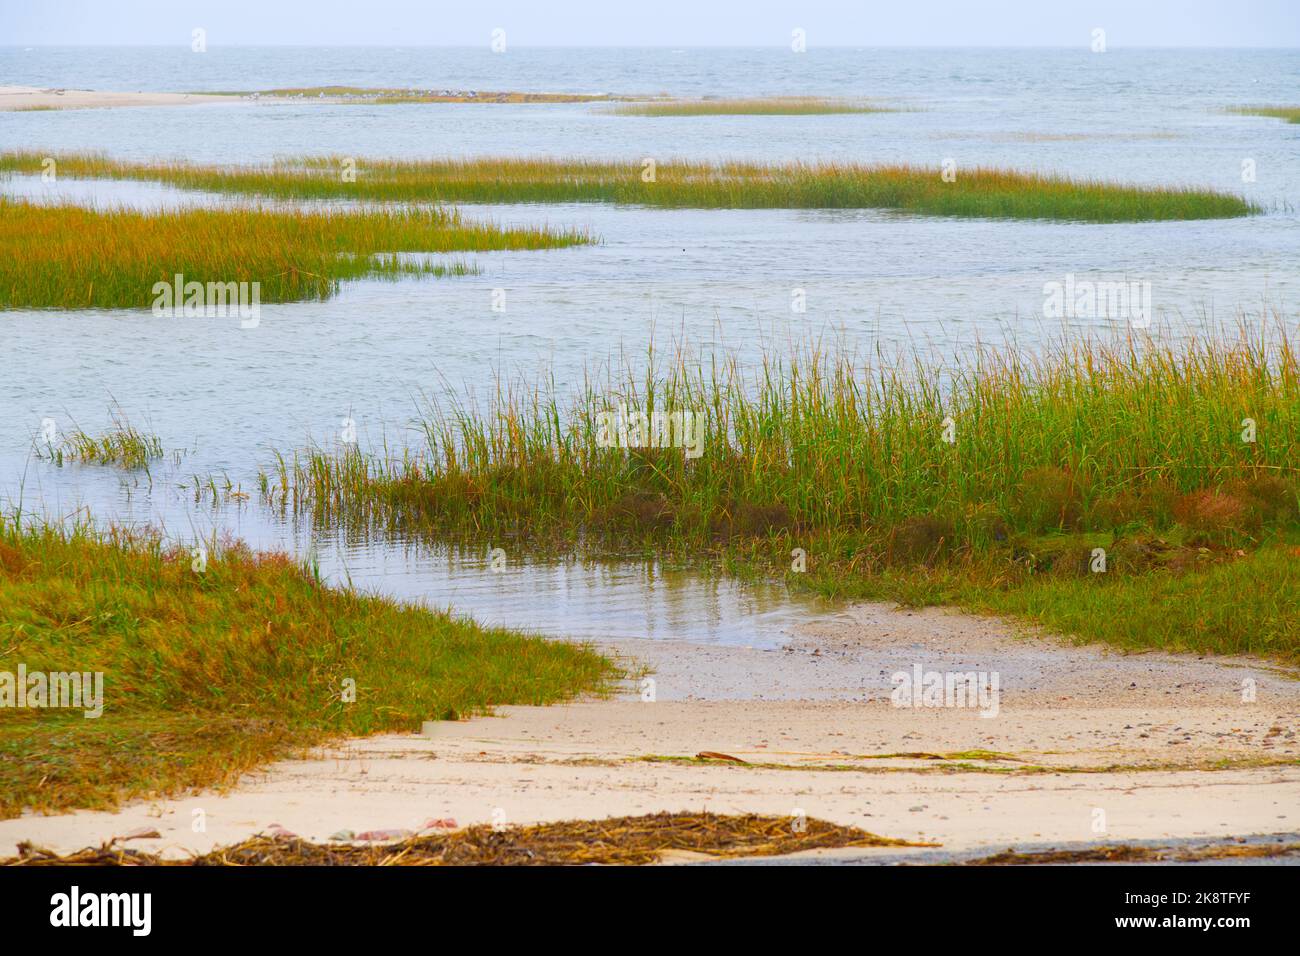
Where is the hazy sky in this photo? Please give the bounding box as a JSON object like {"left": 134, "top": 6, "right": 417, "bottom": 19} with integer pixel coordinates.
{"left": 1, "top": 0, "right": 1297, "bottom": 47}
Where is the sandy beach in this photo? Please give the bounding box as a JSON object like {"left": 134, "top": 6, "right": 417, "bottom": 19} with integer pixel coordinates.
{"left": 0, "top": 85, "right": 240, "bottom": 110}
{"left": 0, "top": 85, "right": 619, "bottom": 111}
{"left": 5, "top": 604, "right": 1296, "bottom": 862}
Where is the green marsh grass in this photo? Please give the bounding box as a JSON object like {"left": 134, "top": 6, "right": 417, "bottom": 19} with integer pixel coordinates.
{"left": 182, "top": 471, "right": 251, "bottom": 503}
{"left": 972, "top": 542, "right": 1300, "bottom": 660}
{"left": 0, "top": 151, "right": 1258, "bottom": 222}
{"left": 1228, "top": 106, "right": 1300, "bottom": 124}
{"left": 610, "top": 97, "right": 898, "bottom": 116}
{"left": 265, "top": 329, "right": 1299, "bottom": 547}
{"left": 0, "top": 518, "right": 618, "bottom": 815}
{"left": 262, "top": 327, "right": 1300, "bottom": 658}
{"left": 38, "top": 420, "right": 163, "bottom": 470}
{"left": 0, "top": 196, "right": 590, "bottom": 309}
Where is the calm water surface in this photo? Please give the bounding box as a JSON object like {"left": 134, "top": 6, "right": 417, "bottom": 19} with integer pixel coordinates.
{"left": 1, "top": 47, "right": 1296, "bottom": 643}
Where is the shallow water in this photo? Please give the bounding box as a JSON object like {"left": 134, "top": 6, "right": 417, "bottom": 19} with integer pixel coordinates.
{"left": 2, "top": 47, "right": 1298, "bottom": 643}
{"left": 321, "top": 539, "right": 836, "bottom": 649}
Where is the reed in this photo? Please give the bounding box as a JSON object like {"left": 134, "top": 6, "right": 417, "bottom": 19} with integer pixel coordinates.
{"left": 0, "top": 197, "right": 590, "bottom": 309}
{"left": 610, "top": 97, "right": 898, "bottom": 116}
{"left": 38, "top": 421, "right": 163, "bottom": 470}
{"left": 265, "top": 327, "right": 1299, "bottom": 548}
{"left": 0, "top": 151, "right": 1257, "bottom": 222}
{"left": 0, "top": 518, "right": 618, "bottom": 816}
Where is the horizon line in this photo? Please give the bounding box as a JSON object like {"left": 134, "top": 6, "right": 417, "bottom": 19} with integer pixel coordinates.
{"left": 3, "top": 42, "right": 1299, "bottom": 51}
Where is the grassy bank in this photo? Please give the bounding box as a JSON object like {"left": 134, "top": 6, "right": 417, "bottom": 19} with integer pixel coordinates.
{"left": 0, "top": 151, "right": 1257, "bottom": 222}
{"left": 261, "top": 329, "right": 1300, "bottom": 659}
{"left": 0, "top": 520, "right": 618, "bottom": 816}
{"left": 0, "top": 197, "right": 590, "bottom": 309}
{"left": 610, "top": 97, "right": 897, "bottom": 116}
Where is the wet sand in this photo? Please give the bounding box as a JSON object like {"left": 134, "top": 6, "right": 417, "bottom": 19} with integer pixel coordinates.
{"left": 2, "top": 604, "right": 1297, "bottom": 860}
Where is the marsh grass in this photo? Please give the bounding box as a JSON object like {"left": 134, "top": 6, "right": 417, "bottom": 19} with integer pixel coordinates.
{"left": 1228, "top": 106, "right": 1300, "bottom": 124}
{"left": 265, "top": 328, "right": 1299, "bottom": 548}
{"left": 261, "top": 326, "right": 1300, "bottom": 658}
{"left": 971, "top": 542, "right": 1300, "bottom": 660}
{"left": 228, "top": 87, "right": 621, "bottom": 104}
{"left": 610, "top": 97, "right": 899, "bottom": 116}
{"left": 0, "top": 151, "right": 1257, "bottom": 222}
{"left": 38, "top": 420, "right": 163, "bottom": 470}
{"left": 0, "top": 196, "right": 590, "bottom": 309}
{"left": 0, "top": 519, "right": 619, "bottom": 816}
{"left": 182, "top": 471, "right": 251, "bottom": 504}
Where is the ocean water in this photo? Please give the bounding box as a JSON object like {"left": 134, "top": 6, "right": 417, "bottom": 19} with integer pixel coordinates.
{"left": 1, "top": 47, "right": 1297, "bottom": 643}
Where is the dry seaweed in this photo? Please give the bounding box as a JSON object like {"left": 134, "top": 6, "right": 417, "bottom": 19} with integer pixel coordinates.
{"left": 4, "top": 812, "right": 929, "bottom": 867}
{"left": 964, "top": 841, "right": 1300, "bottom": 865}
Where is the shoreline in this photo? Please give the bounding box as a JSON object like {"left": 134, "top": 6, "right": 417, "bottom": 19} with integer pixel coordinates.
{"left": 5, "top": 603, "right": 1297, "bottom": 862}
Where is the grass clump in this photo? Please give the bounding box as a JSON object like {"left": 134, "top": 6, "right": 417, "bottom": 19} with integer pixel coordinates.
{"left": 0, "top": 196, "right": 590, "bottom": 310}
{"left": 0, "top": 151, "right": 1258, "bottom": 222}
{"left": 1228, "top": 106, "right": 1300, "bottom": 124}
{"left": 37, "top": 419, "right": 163, "bottom": 470}
{"left": 611, "top": 97, "right": 898, "bottom": 116}
{"left": 0, "top": 518, "right": 618, "bottom": 817}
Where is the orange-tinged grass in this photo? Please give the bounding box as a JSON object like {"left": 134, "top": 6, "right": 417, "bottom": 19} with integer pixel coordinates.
{"left": 0, "top": 151, "right": 1258, "bottom": 222}
{"left": 0, "top": 196, "right": 591, "bottom": 309}
{"left": 0, "top": 520, "right": 619, "bottom": 816}
{"left": 220, "top": 86, "right": 622, "bottom": 104}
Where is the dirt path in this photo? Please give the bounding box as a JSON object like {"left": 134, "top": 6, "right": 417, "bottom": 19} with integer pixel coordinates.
{"left": 3, "top": 605, "right": 1297, "bottom": 859}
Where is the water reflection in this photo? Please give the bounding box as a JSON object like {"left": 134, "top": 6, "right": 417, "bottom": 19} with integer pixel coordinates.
{"left": 317, "top": 535, "right": 835, "bottom": 648}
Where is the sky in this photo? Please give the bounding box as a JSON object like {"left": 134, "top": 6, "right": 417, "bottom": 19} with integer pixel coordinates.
{"left": 1, "top": 0, "right": 1297, "bottom": 47}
